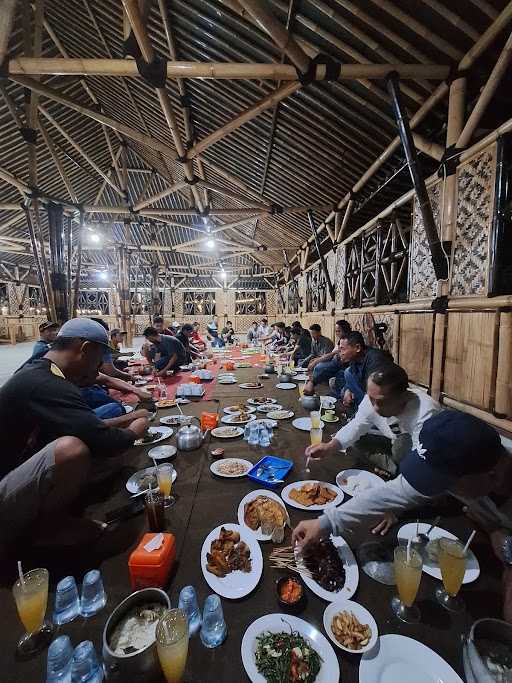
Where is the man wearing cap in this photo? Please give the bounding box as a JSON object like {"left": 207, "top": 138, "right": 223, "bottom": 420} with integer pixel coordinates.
{"left": 0, "top": 318, "right": 149, "bottom": 544}
{"left": 27, "top": 321, "right": 59, "bottom": 362}
{"left": 293, "top": 410, "right": 509, "bottom": 547}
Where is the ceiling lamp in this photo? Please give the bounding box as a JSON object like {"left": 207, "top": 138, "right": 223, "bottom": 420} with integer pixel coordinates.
{"left": 206, "top": 238, "right": 215, "bottom": 249}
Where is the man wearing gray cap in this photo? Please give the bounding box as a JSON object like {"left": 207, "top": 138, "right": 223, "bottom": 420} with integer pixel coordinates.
{"left": 0, "top": 318, "right": 149, "bottom": 545}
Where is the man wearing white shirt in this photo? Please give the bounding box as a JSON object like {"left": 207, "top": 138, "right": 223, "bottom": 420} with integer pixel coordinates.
{"left": 256, "top": 318, "right": 271, "bottom": 340}
{"left": 306, "top": 364, "right": 441, "bottom": 473}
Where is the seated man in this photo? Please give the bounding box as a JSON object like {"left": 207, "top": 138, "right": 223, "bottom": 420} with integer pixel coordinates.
{"left": 306, "top": 364, "right": 441, "bottom": 474}
{"left": 290, "top": 325, "right": 312, "bottom": 365}
{"left": 27, "top": 321, "right": 59, "bottom": 362}
{"left": 267, "top": 322, "right": 287, "bottom": 352}
{"left": 81, "top": 372, "right": 152, "bottom": 419}
{"left": 303, "top": 320, "right": 351, "bottom": 396}
{"left": 90, "top": 318, "right": 133, "bottom": 383}
{"left": 143, "top": 326, "right": 187, "bottom": 376}
{"left": 110, "top": 328, "right": 129, "bottom": 370}
{"left": 0, "top": 318, "right": 148, "bottom": 546}
{"left": 246, "top": 320, "right": 259, "bottom": 345}
{"left": 257, "top": 317, "right": 271, "bottom": 341}
{"left": 176, "top": 323, "right": 200, "bottom": 362}
{"left": 191, "top": 321, "right": 206, "bottom": 352}
{"left": 294, "top": 410, "right": 509, "bottom": 548}
{"left": 340, "top": 331, "right": 392, "bottom": 409}
{"left": 153, "top": 315, "right": 175, "bottom": 336}
{"left": 221, "top": 320, "right": 236, "bottom": 345}
{"left": 207, "top": 316, "right": 225, "bottom": 348}
{"left": 299, "top": 324, "right": 334, "bottom": 369}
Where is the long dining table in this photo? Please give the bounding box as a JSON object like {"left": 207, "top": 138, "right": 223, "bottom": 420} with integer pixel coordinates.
{"left": 1, "top": 349, "right": 505, "bottom": 682}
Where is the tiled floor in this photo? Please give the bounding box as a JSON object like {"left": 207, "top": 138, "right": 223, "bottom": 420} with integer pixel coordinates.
{"left": 0, "top": 337, "right": 145, "bottom": 386}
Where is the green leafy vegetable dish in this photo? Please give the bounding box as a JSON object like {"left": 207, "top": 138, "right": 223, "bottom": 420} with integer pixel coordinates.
{"left": 255, "top": 629, "right": 322, "bottom": 682}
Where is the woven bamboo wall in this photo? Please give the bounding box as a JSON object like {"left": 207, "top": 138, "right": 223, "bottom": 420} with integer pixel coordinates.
{"left": 397, "top": 312, "right": 434, "bottom": 387}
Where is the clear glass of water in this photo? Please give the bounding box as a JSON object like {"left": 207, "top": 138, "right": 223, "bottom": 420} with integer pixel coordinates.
{"left": 178, "top": 586, "right": 202, "bottom": 636}
{"left": 80, "top": 570, "right": 107, "bottom": 617}
{"left": 53, "top": 576, "right": 80, "bottom": 626}
{"left": 200, "top": 594, "right": 227, "bottom": 648}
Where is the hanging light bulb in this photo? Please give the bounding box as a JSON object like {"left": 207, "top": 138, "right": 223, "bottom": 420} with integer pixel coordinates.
{"left": 99, "top": 271, "right": 109, "bottom": 281}
{"left": 90, "top": 233, "right": 101, "bottom": 243}
{"left": 206, "top": 238, "right": 215, "bottom": 249}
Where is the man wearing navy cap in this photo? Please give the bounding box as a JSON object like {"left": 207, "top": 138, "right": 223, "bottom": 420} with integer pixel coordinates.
{"left": 293, "top": 410, "right": 509, "bottom": 547}
{"left": 0, "top": 318, "right": 149, "bottom": 546}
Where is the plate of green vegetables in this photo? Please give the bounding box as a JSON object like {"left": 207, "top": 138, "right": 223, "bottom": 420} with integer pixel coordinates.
{"left": 241, "top": 613, "right": 339, "bottom": 682}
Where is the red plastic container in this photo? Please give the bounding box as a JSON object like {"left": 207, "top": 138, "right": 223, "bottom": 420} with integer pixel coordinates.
{"left": 128, "top": 532, "right": 176, "bottom": 590}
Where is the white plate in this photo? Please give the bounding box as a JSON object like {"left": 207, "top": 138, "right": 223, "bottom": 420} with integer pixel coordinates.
{"left": 359, "top": 634, "right": 463, "bottom": 683}
{"left": 323, "top": 599, "right": 378, "bottom": 654}
{"left": 256, "top": 403, "right": 282, "bottom": 413}
{"left": 336, "top": 469, "right": 384, "bottom": 497}
{"left": 247, "top": 397, "right": 277, "bottom": 406}
{"left": 210, "top": 458, "right": 252, "bottom": 477}
{"left": 320, "top": 395, "right": 337, "bottom": 407}
{"left": 126, "top": 465, "right": 177, "bottom": 493}
{"left": 397, "top": 523, "right": 480, "bottom": 584}
{"left": 276, "top": 382, "right": 297, "bottom": 389}
{"left": 134, "top": 379, "right": 148, "bottom": 386}
{"left": 241, "top": 613, "right": 340, "bottom": 683}
{"left": 201, "top": 523, "right": 263, "bottom": 599}
{"left": 237, "top": 490, "right": 289, "bottom": 541}
{"left": 148, "top": 445, "right": 177, "bottom": 460}
{"left": 160, "top": 415, "right": 191, "bottom": 426}
{"left": 223, "top": 405, "right": 257, "bottom": 415}
{"left": 134, "top": 425, "right": 173, "bottom": 446}
{"left": 281, "top": 480, "right": 344, "bottom": 511}
{"left": 123, "top": 405, "right": 134, "bottom": 414}
{"left": 252, "top": 418, "right": 277, "bottom": 429}
{"left": 211, "top": 426, "right": 244, "bottom": 439}
{"left": 239, "top": 383, "right": 263, "bottom": 389}
{"left": 292, "top": 417, "right": 325, "bottom": 431}
{"left": 266, "top": 409, "right": 294, "bottom": 420}
{"left": 218, "top": 378, "right": 237, "bottom": 384}
{"left": 221, "top": 413, "right": 257, "bottom": 425}
{"left": 297, "top": 535, "right": 359, "bottom": 602}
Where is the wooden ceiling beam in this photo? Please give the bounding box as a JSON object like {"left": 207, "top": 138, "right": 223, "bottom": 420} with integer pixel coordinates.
{"left": 121, "top": 0, "right": 204, "bottom": 213}
{"left": 7, "top": 58, "right": 452, "bottom": 81}
{"left": 0, "top": 0, "right": 17, "bottom": 64}
{"left": 132, "top": 180, "right": 189, "bottom": 211}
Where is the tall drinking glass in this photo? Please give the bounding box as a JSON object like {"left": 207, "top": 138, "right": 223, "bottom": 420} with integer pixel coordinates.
{"left": 157, "top": 463, "right": 175, "bottom": 508}
{"left": 310, "top": 411, "right": 321, "bottom": 429}
{"left": 298, "top": 383, "right": 305, "bottom": 398}
{"left": 392, "top": 546, "right": 423, "bottom": 623}
{"left": 156, "top": 609, "right": 189, "bottom": 683}
{"left": 289, "top": 359, "right": 295, "bottom": 369}
{"left": 436, "top": 538, "right": 466, "bottom": 612}
{"left": 13, "top": 568, "right": 53, "bottom": 658}
{"left": 310, "top": 428, "right": 322, "bottom": 446}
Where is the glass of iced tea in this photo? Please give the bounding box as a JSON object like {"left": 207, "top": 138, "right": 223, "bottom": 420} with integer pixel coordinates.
{"left": 157, "top": 463, "right": 175, "bottom": 508}
{"left": 156, "top": 609, "right": 189, "bottom": 683}
{"left": 392, "top": 546, "right": 423, "bottom": 623}
{"left": 298, "top": 383, "right": 305, "bottom": 398}
{"left": 310, "top": 428, "right": 322, "bottom": 446}
{"left": 436, "top": 538, "right": 466, "bottom": 612}
{"left": 12, "top": 568, "right": 53, "bottom": 658}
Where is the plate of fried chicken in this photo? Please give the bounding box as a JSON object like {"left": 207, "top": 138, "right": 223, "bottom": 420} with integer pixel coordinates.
{"left": 238, "top": 490, "right": 290, "bottom": 542}
{"left": 201, "top": 523, "right": 263, "bottom": 598}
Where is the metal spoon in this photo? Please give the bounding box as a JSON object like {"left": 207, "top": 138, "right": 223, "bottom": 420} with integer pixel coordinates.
{"left": 414, "top": 515, "right": 441, "bottom": 546}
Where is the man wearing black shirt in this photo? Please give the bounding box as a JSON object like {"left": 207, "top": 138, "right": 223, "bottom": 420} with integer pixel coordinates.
{"left": 176, "top": 323, "right": 200, "bottom": 362}
{"left": 143, "top": 326, "right": 187, "bottom": 376}
{"left": 340, "top": 331, "right": 392, "bottom": 410}
{"left": 0, "top": 318, "right": 148, "bottom": 544}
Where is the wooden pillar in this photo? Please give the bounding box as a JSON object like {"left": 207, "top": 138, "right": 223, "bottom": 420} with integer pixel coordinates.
{"left": 72, "top": 211, "right": 83, "bottom": 318}
{"left": 430, "top": 311, "right": 446, "bottom": 401}
{"left": 442, "top": 76, "right": 466, "bottom": 245}
{"left": 117, "top": 246, "right": 132, "bottom": 345}
{"left": 150, "top": 263, "right": 161, "bottom": 320}
{"left": 47, "top": 202, "right": 69, "bottom": 323}
{"left": 392, "top": 311, "right": 400, "bottom": 363}
{"left": 495, "top": 311, "right": 512, "bottom": 417}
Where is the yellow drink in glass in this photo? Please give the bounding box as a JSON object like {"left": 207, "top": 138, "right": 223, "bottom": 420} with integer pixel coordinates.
{"left": 310, "top": 411, "right": 321, "bottom": 429}
{"left": 439, "top": 539, "right": 466, "bottom": 596}
{"left": 392, "top": 546, "right": 422, "bottom": 623}
{"left": 310, "top": 428, "right": 322, "bottom": 446}
{"left": 156, "top": 609, "right": 189, "bottom": 683}
{"left": 298, "top": 383, "right": 305, "bottom": 397}
{"left": 12, "top": 568, "right": 53, "bottom": 656}
{"left": 289, "top": 359, "right": 295, "bottom": 369}
{"left": 157, "top": 464, "right": 175, "bottom": 507}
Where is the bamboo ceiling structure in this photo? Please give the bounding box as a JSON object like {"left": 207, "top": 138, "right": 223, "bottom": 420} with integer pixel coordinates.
{"left": 0, "top": 0, "right": 510, "bottom": 293}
